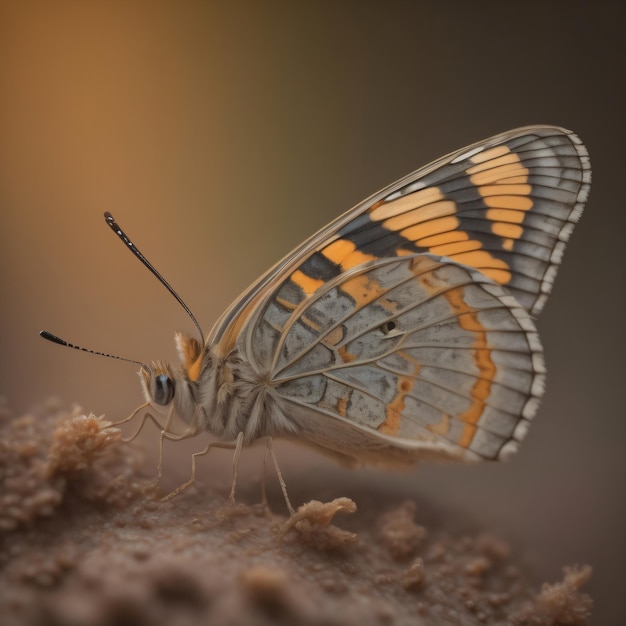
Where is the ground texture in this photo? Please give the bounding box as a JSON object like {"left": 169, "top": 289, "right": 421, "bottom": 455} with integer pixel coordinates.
{"left": 0, "top": 400, "right": 592, "bottom": 626}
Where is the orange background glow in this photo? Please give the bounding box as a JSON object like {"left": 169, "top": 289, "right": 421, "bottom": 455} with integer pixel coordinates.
{"left": 1, "top": 3, "right": 624, "bottom": 622}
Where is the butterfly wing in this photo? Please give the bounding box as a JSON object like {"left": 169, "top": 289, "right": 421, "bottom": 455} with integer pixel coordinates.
{"left": 243, "top": 253, "right": 544, "bottom": 464}
{"left": 208, "top": 126, "right": 589, "bottom": 463}
{"left": 209, "top": 125, "right": 590, "bottom": 354}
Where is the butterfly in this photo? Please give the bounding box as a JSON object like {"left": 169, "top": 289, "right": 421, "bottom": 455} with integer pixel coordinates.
{"left": 42, "top": 126, "right": 590, "bottom": 502}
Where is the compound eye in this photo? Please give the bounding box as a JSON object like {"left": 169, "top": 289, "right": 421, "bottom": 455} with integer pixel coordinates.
{"left": 154, "top": 374, "right": 175, "bottom": 405}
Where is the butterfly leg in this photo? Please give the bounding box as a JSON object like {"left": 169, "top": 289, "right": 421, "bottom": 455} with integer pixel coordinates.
{"left": 260, "top": 437, "right": 295, "bottom": 516}
{"left": 120, "top": 410, "right": 167, "bottom": 444}
{"left": 154, "top": 401, "right": 212, "bottom": 484}
{"left": 160, "top": 437, "right": 242, "bottom": 502}
{"left": 156, "top": 405, "right": 185, "bottom": 482}
{"left": 107, "top": 406, "right": 175, "bottom": 492}
{"left": 108, "top": 403, "right": 177, "bottom": 489}
{"left": 109, "top": 402, "right": 151, "bottom": 438}
{"left": 228, "top": 432, "right": 244, "bottom": 504}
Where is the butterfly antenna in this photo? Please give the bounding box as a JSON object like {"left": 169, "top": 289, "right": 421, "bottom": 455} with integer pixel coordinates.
{"left": 104, "top": 212, "right": 205, "bottom": 345}
{"left": 39, "top": 331, "right": 147, "bottom": 367}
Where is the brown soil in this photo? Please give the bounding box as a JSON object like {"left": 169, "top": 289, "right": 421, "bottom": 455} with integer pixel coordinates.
{"left": 0, "top": 400, "right": 593, "bottom": 626}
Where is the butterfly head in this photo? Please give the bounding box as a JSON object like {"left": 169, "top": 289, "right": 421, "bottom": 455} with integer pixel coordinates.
{"left": 140, "top": 360, "right": 176, "bottom": 407}
{"left": 138, "top": 332, "right": 208, "bottom": 409}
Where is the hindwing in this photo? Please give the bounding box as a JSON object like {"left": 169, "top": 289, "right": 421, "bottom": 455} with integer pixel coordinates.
{"left": 246, "top": 254, "right": 544, "bottom": 460}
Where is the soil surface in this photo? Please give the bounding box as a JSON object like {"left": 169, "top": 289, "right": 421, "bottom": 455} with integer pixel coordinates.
{"left": 0, "top": 400, "right": 592, "bottom": 626}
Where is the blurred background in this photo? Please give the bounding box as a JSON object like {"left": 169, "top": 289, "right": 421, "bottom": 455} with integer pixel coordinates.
{"left": 1, "top": 2, "right": 624, "bottom": 623}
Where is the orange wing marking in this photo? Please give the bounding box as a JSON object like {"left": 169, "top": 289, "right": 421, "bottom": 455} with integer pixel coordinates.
{"left": 378, "top": 374, "right": 417, "bottom": 436}
{"left": 443, "top": 287, "right": 496, "bottom": 449}
{"left": 320, "top": 238, "right": 376, "bottom": 270}
{"left": 337, "top": 395, "right": 349, "bottom": 417}
{"left": 290, "top": 269, "right": 325, "bottom": 295}
{"left": 468, "top": 147, "right": 532, "bottom": 251}
{"left": 371, "top": 184, "right": 514, "bottom": 285}
{"left": 377, "top": 350, "right": 422, "bottom": 436}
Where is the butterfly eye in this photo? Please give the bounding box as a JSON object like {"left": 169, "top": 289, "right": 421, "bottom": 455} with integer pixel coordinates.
{"left": 154, "top": 374, "right": 175, "bottom": 405}
{"left": 379, "top": 320, "right": 397, "bottom": 336}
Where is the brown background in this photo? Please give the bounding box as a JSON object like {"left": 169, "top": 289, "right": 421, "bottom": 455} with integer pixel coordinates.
{"left": 1, "top": 2, "right": 624, "bottom": 624}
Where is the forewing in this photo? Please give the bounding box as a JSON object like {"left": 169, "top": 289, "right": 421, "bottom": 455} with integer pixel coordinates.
{"left": 210, "top": 125, "right": 589, "bottom": 351}
{"left": 247, "top": 254, "right": 544, "bottom": 461}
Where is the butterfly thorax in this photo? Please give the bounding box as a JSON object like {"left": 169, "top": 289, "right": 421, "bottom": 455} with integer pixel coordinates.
{"left": 169, "top": 333, "right": 296, "bottom": 443}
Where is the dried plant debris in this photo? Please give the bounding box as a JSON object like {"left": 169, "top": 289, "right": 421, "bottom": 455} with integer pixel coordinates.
{"left": 512, "top": 565, "right": 593, "bottom": 626}
{"left": 0, "top": 400, "right": 593, "bottom": 626}
{"left": 45, "top": 412, "right": 120, "bottom": 477}
{"left": 0, "top": 401, "right": 146, "bottom": 532}
{"left": 378, "top": 499, "right": 427, "bottom": 560}
{"left": 0, "top": 401, "right": 66, "bottom": 531}
{"left": 279, "top": 497, "right": 358, "bottom": 549}
{"left": 402, "top": 556, "right": 426, "bottom": 590}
